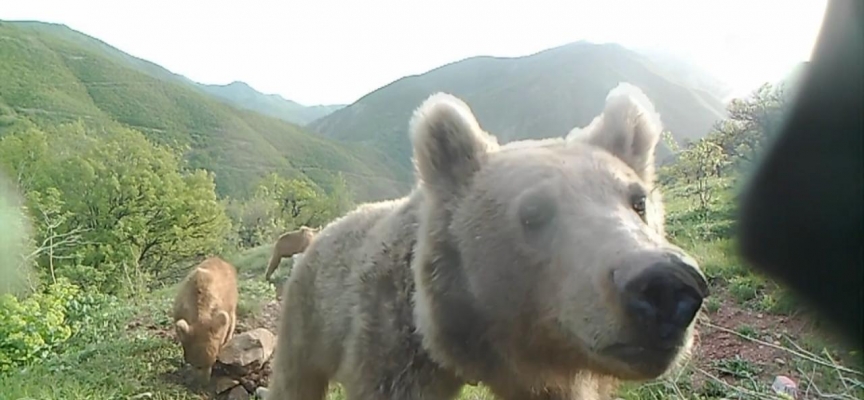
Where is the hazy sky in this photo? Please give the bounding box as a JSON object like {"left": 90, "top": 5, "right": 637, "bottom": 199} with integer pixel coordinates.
{"left": 1, "top": 0, "right": 828, "bottom": 106}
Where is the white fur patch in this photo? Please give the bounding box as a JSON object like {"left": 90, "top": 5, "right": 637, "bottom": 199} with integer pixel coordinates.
{"left": 408, "top": 92, "right": 499, "bottom": 195}
{"left": 563, "top": 82, "right": 664, "bottom": 181}
{"left": 408, "top": 92, "right": 483, "bottom": 148}
{"left": 566, "top": 82, "right": 663, "bottom": 145}
{"left": 604, "top": 82, "right": 663, "bottom": 138}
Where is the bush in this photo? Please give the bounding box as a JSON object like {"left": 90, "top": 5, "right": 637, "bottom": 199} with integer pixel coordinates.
{"left": 0, "top": 123, "right": 232, "bottom": 295}
{"left": 0, "top": 279, "right": 77, "bottom": 373}
{"left": 63, "top": 289, "right": 124, "bottom": 348}
{"left": 0, "top": 277, "right": 125, "bottom": 374}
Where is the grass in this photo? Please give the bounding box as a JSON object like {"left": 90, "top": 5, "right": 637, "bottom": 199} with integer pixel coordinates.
{"left": 1, "top": 178, "right": 862, "bottom": 400}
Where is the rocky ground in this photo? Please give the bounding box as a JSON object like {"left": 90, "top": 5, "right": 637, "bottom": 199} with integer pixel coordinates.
{"left": 630, "top": 290, "right": 863, "bottom": 400}
{"left": 128, "top": 298, "right": 280, "bottom": 400}
{"left": 136, "top": 285, "right": 860, "bottom": 400}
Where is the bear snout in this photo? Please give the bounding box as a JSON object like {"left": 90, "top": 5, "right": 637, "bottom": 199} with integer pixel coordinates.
{"left": 615, "top": 255, "right": 708, "bottom": 346}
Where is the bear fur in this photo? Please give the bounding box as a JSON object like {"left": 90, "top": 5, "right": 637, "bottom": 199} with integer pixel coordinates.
{"left": 264, "top": 226, "right": 319, "bottom": 281}
{"left": 264, "top": 83, "right": 710, "bottom": 400}
{"left": 173, "top": 256, "right": 239, "bottom": 385}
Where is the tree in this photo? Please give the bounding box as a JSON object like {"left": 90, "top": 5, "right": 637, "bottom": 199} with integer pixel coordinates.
{"left": 226, "top": 172, "right": 354, "bottom": 249}
{"left": 715, "top": 82, "right": 790, "bottom": 166}
{"left": 663, "top": 133, "right": 729, "bottom": 210}
{"left": 0, "top": 121, "right": 231, "bottom": 294}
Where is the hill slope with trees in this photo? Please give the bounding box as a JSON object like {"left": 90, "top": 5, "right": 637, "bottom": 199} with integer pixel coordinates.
{"left": 0, "top": 20, "right": 407, "bottom": 201}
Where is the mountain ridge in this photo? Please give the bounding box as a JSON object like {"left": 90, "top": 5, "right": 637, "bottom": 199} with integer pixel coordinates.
{"left": 309, "top": 41, "right": 729, "bottom": 173}
{"left": 2, "top": 20, "right": 345, "bottom": 126}
{"left": 195, "top": 80, "right": 345, "bottom": 125}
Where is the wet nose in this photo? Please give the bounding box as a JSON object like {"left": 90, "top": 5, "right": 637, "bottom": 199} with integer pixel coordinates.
{"left": 619, "top": 255, "right": 709, "bottom": 339}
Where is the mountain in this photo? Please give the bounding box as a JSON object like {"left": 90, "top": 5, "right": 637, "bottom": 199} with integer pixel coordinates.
{"left": 309, "top": 41, "right": 729, "bottom": 171}
{"left": 3, "top": 21, "right": 342, "bottom": 127}
{"left": 196, "top": 81, "right": 345, "bottom": 125}
{"left": 632, "top": 47, "right": 735, "bottom": 102}
{"left": 0, "top": 20, "right": 407, "bottom": 201}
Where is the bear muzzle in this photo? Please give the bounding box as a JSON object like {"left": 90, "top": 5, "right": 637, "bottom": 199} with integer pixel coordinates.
{"left": 605, "top": 253, "right": 709, "bottom": 370}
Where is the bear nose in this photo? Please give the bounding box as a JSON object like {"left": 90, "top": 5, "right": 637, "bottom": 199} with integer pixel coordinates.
{"left": 618, "top": 255, "right": 709, "bottom": 340}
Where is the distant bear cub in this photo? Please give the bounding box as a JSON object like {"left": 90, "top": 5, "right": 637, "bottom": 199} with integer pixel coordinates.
{"left": 172, "top": 257, "right": 238, "bottom": 386}
{"left": 264, "top": 83, "right": 710, "bottom": 399}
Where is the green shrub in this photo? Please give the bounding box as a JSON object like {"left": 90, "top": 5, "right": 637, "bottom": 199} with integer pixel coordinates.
{"left": 63, "top": 289, "right": 124, "bottom": 348}
{"left": 0, "top": 279, "right": 77, "bottom": 373}
{"left": 237, "top": 279, "right": 275, "bottom": 320}
{"left": 0, "top": 277, "right": 125, "bottom": 374}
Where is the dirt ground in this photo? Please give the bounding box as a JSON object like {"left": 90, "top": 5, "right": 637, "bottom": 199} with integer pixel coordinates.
{"left": 134, "top": 285, "right": 860, "bottom": 400}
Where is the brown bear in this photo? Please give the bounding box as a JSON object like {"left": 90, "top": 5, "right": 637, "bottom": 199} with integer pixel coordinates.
{"left": 263, "top": 83, "right": 710, "bottom": 399}
{"left": 264, "top": 226, "right": 319, "bottom": 281}
{"left": 173, "top": 256, "right": 239, "bottom": 386}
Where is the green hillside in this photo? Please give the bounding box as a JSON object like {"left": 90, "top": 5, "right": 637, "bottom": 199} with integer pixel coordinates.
{"left": 4, "top": 22, "right": 345, "bottom": 126}
{"left": 310, "top": 41, "right": 729, "bottom": 171}
{"left": 0, "top": 20, "right": 408, "bottom": 201}
{"left": 196, "top": 81, "right": 345, "bottom": 125}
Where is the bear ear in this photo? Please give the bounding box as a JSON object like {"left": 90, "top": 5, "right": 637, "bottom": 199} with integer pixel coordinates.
{"left": 566, "top": 83, "right": 663, "bottom": 182}
{"left": 410, "top": 93, "right": 498, "bottom": 199}
{"left": 175, "top": 319, "right": 190, "bottom": 339}
{"left": 212, "top": 310, "right": 230, "bottom": 331}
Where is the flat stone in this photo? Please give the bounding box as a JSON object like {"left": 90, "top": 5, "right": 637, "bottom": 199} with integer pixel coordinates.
{"left": 213, "top": 376, "right": 240, "bottom": 394}
{"left": 226, "top": 385, "right": 250, "bottom": 400}
{"left": 218, "top": 328, "right": 277, "bottom": 369}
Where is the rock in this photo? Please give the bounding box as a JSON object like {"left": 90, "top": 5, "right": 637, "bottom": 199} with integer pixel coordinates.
{"left": 217, "top": 328, "right": 277, "bottom": 374}
{"left": 239, "top": 377, "right": 257, "bottom": 393}
{"left": 255, "top": 387, "right": 269, "bottom": 399}
{"left": 772, "top": 375, "right": 798, "bottom": 399}
{"left": 225, "top": 385, "right": 250, "bottom": 400}
{"left": 213, "top": 376, "right": 240, "bottom": 394}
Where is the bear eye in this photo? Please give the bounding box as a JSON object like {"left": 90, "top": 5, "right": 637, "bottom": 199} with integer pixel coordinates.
{"left": 631, "top": 195, "right": 647, "bottom": 218}
{"left": 518, "top": 192, "right": 557, "bottom": 231}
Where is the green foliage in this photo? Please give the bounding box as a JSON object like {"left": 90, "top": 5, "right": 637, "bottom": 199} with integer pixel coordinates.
{"left": 0, "top": 21, "right": 406, "bottom": 201}
{"left": 0, "top": 122, "right": 231, "bottom": 294}
{"left": 226, "top": 172, "right": 354, "bottom": 249}
{"left": 658, "top": 81, "right": 805, "bottom": 318}
{"left": 661, "top": 134, "right": 729, "bottom": 210}
{"left": 660, "top": 81, "right": 791, "bottom": 213}
{"left": 0, "top": 279, "right": 77, "bottom": 373}
{"left": 0, "top": 31, "right": 837, "bottom": 400}
{"left": 0, "top": 293, "right": 194, "bottom": 400}
{"left": 236, "top": 279, "right": 275, "bottom": 321}
{"left": 729, "top": 274, "right": 765, "bottom": 304}
{"left": 718, "top": 82, "right": 790, "bottom": 166}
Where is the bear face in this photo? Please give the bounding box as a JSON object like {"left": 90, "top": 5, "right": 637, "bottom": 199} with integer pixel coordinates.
{"left": 411, "top": 84, "right": 709, "bottom": 385}
{"left": 301, "top": 225, "right": 320, "bottom": 235}
{"left": 175, "top": 310, "right": 231, "bottom": 383}
{"left": 300, "top": 226, "right": 320, "bottom": 242}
